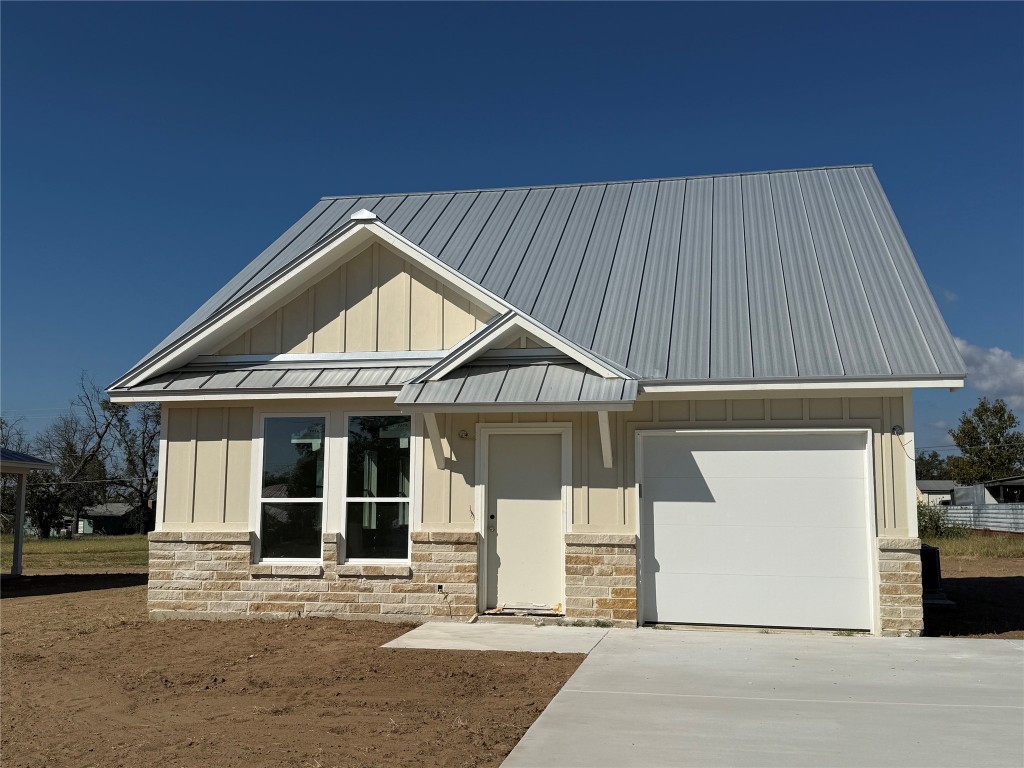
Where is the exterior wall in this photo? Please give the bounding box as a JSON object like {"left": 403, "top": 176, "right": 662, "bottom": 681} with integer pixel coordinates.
{"left": 161, "top": 405, "right": 253, "bottom": 530}
{"left": 152, "top": 393, "right": 920, "bottom": 634}
{"left": 217, "top": 242, "right": 493, "bottom": 355}
{"left": 148, "top": 530, "right": 478, "bottom": 621}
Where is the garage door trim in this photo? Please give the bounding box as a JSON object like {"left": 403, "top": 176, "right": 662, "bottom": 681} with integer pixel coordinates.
{"left": 635, "top": 428, "right": 878, "bottom": 633}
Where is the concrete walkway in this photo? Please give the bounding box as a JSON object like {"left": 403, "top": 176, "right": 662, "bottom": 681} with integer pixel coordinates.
{"left": 503, "top": 630, "right": 1024, "bottom": 768}
{"left": 383, "top": 621, "right": 608, "bottom": 654}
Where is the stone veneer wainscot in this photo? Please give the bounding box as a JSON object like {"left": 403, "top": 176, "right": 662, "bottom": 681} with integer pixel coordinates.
{"left": 877, "top": 537, "right": 924, "bottom": 637}
{"left": 147, "top": 531, "right": 479, "bottom": 621}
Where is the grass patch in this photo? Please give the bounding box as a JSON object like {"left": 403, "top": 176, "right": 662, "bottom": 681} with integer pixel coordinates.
{"left": 0, "top": 534, "right": 149, "bottom": 571}
{"left": 922, "top": 531, "right": 1024, "bottom": 560}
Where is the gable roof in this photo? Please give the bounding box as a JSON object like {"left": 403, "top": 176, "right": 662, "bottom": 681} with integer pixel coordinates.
{"left": 113, "top": 165, "right": 964, "bottom": 391}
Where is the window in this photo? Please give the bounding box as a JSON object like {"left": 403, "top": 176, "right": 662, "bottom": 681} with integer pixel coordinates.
{"left": 345, "top": 415, "right": 411, "bottom": 560}
{"left": 259, "top": 416, "right": 325, "bottom": 559}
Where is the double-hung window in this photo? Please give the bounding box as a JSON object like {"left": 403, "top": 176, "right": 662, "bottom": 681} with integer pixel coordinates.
{"left": 258, "top": 416, "right": 326, "bottom": 560}
{"left": 344, "top": 415, "right": 411, "bottom": 561}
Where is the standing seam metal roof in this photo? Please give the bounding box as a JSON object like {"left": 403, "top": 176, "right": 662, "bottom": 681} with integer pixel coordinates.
{"left": 133, "top": 165, "right": 963, "bottom": 385}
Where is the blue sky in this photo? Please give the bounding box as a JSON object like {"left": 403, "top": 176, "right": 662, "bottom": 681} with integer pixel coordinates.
{"left": 2, "top": 2, "right": 1022, "bottom": 452}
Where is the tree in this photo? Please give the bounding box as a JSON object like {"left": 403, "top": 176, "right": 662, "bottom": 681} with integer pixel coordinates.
{"left": 22, "top": 376, "right": 116, "bottom": 538}
{"left": 915, "top": 450, "right": 949, "bottom": 480}
{"left": 947, "top": 398, "right": 1024, "bottom": 485}
{"left": 105, "top": 401, "right": 160, "bottom": 532}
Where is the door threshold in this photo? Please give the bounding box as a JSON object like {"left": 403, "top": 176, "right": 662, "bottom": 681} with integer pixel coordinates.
{"left": 482, "top": 603, "right": 564, "bottom": 619}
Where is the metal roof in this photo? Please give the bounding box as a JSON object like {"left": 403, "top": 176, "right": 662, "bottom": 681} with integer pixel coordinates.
{"left": 916, "top": 480, "right": 955, "bottom": 492}
{"left": 0, "top": 448, "right": 54, "bottom": 472}
{"left": 124, "top": 165, "right": 964, "bottom": 387}
{"left": 396, "top": 361, "right": 638, "bottom": 409}
{"left": 125, "top": 361, "right": 429, "bottom": 395}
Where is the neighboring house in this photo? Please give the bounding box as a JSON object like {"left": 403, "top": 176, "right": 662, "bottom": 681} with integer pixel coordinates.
{"left": 79, "top": 502, "right": 155, "bottom": 535}
{"left": 108, "top": 165, "right": 966, "bottom": 637}
{"left": 916, "top": 479, "right": 955, "bottom": 506}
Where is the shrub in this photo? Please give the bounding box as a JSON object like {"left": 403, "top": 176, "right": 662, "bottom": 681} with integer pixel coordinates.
{"left": 917, "top": 501, "right": 968, "bottom": 539}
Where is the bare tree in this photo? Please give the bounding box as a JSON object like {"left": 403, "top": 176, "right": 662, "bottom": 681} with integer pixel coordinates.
{"left": 105, "top": 401, "right": 161, "bottom": 532}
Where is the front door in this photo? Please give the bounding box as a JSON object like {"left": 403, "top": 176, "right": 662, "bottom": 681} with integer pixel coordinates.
{"left": 484, "top": 432, "right": 564, "bottom": 610}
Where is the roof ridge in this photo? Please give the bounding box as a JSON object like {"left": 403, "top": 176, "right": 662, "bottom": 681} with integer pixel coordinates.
{"left": 321, "top": 164, "right": 875, "bottom": 201}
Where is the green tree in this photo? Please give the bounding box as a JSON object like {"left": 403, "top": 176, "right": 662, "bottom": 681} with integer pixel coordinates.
{"left": 947, "top": 398, "right": 1024, "bottom": 485}
{"left": 915, "top": 450, "right": 949, "bottom": 480}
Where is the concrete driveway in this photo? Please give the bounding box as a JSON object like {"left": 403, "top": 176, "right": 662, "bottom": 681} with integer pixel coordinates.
{"left": 503, "top": 629, "right": 1024, "bottom": 768}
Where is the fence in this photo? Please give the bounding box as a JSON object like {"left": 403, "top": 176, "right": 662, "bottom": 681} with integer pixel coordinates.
{"left": 943, "top": 504, "right": 1024, "bottom": 533}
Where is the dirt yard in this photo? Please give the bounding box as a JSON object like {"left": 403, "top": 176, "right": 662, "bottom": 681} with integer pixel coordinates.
{"left": 923, "top": 554, "right": 1024, "bottom": 639}
{"left": 1, "top": 577, "right": 582, "bottom": 768}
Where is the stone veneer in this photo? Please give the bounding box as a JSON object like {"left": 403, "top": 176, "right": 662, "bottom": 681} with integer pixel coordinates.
{"left": 564, "top": 533, "right": 638, "bottom": 627}
{"left": 147, "top": 530, "right": 478, "bottom": 621}
{"left": 877, "top": 536, "right": 924, "bottom": 637}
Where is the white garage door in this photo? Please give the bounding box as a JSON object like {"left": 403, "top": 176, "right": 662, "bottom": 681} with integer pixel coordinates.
{"left": 639, "top": 430, "right": 873, "bottom": 630}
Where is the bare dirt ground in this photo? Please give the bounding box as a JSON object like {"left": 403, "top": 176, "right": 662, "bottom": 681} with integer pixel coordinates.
{"left": 923, "top": 556, "right": 1024, "bottom": 639}
{"left": 1, "top": 576, "right": 583, "bottom": 768}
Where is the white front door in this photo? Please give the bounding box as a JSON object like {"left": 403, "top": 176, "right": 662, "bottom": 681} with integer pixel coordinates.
{"left": 639, "top": 430, "right": 874, "bottom": 630}
{"left": 484, "top": 432, "right": 565, "bottom": 610}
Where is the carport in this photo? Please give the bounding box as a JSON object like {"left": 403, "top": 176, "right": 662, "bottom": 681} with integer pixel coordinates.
{"left": 1, "top": 448, "right": 55, "bottom": 576}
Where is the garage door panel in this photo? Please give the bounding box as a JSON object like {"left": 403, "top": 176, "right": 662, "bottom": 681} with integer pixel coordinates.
{"left": 640, "top": 431, "right": 873, "bottom": 630}
{"left": 640, "top": 523, "right": 869, "bottom": 579}
{"left": 644, "top": 477, "right": 866, "bottom": 528}
{"left": 644, "top": 572, "right": 871, "bottom": 630}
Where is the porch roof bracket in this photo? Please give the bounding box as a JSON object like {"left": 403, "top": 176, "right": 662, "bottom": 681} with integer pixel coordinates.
{"left": 597, "top": 410, "right": 613, "bottom": 470}
{"left": 422, "top": 412, "right": 446, "bottom": 471}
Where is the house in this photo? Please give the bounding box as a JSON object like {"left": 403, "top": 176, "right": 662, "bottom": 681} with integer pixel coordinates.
{"left": 982, "top": 475, "right": 1024, "bottom": 504}
{"left": 108, "top": 165, "right": 966, "bottom": 637}
{"left": 1, "top": 448, "right": 55, "bottom": 576}
{"left": 78, "top": 502, "right": 156, "bottom": 535}
{"left": 916, "top": 479, "right": 955, "bottom": 506}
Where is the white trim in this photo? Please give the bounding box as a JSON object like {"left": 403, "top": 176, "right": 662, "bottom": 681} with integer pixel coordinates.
{"left": 252, "top": 411, "right": 331, "bottom": 563}
{"left": 634, "top": 427, "right": 879, "bottom": 635}
{"left": 475, "top": 423, "right": 573, "bottom": 614}
{"left": 340, "top": 411, "right": 417, "bottom": 564}
{"left": 641, "top": 378, "right": 965, "bottom": 395}
{"left": 114, "top": 221, "right": 509, "bottom": 390}
{"left": 191, "top": 351, "right": 445, "bottom": 366}
{"left": 421, "top": 312, "right": 627, "bottom": 382}
{"left": 902, "top": 391, "right": 918, "bottom": 538}
{"left": 153, "top": 404, "right": 169, "bottom": 533}
{"left": 597, "top": 411, "right": 613, "bottom": 470}
{"left": 422, "top": 412, "right": 445, "bottom": 470}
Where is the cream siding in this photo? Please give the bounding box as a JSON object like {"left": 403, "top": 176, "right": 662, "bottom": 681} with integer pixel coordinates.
{"left": 156, "top": 394, "right": 913, "bottom": 538}
{"left": 160, "top": 406, "right": 253, "bottom": 529}
{"left": 216, "top": 242, "right": 494, "bottom": 355}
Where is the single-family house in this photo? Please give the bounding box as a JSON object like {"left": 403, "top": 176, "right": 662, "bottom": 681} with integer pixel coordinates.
{"left": 916, "top": 479, "right": 955, "bottom": 506}
{"left": 108, "top": 166, "right": 965, "bottom": 636}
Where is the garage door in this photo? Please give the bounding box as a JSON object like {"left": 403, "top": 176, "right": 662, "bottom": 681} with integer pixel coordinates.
{"left": 639, "top": 430, "right": 873, "bottom": 630}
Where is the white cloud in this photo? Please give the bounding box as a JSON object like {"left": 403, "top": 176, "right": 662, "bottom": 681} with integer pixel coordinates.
{"left": 940, "top": 289, "right": 958, "bottom": 304}
{"left": 954, "top": 338, "right": 1024, "bottom": 409}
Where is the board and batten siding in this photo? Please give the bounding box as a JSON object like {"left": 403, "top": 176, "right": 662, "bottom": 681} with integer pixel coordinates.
{"left": 157, "top": 395, "right": 913, "bottom": 537}
{"left": 421, "top": 395, "right": 914, "bottom": 537}
{"left": 217, "top": 242, "right": 493, "bottom": 355}
{"left": 161, "top": 405, "right": 253, "bottom": 529}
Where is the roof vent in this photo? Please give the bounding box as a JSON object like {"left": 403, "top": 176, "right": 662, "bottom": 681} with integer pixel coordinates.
{"left": 350, "top": 209, "right": 378, "bottom": 222}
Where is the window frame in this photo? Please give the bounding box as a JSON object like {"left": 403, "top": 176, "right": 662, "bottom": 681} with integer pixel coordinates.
{"left": 341, "top": 411, "right": 419, "bottom": 565}
{"left": 252, "top": 411, "right": 331, "bottom": 564}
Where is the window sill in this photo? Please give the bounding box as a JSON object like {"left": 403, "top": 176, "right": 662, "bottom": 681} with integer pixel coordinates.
{"left": 336, "top": 562, "right": 412, "bottom": 578}
{"left": 251, "top": 563, "right": 324, "bottom": 578}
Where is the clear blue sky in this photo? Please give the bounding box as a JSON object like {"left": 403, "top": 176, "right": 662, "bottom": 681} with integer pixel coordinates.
{"left": 2, "top": 2, "right": 1022, "bottom": 452}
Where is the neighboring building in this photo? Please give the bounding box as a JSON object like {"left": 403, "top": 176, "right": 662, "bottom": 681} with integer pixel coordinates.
{"left": 109, "top": 165, "right": 966, "bottom": 637}
{"left": 1, "top": 448, "right": 55, "bottom": 576}
{"left": 983, "top": 475, "right": 1024, "bottom": 504}
{"left": 916, "top": 479, "right": 955, "bottom": 506}
{"left": 79, "top": 502, "right": 156, "bottom": 535}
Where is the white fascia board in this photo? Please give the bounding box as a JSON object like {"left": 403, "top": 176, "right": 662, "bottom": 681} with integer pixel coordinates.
{"left": 640, "top": 378, "right": 965, "bottom": 395}
{"left": 109, "top": 388, "right": 403, "bottom": 404}
{"left": 419, "top": 312, "right": 629, "bottom": 382}
{"left": 114, "top": 219, "right": 509, "bottom": 391}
